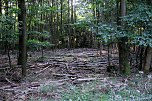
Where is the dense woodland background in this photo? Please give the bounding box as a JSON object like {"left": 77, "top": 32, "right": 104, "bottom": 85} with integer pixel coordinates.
{"left": 0, "top": 0, "right": 152, "bottom": 100}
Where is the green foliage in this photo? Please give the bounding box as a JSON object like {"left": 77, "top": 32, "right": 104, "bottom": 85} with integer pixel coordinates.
{"left": 9, "top": 7, "right": 20, "bottom": 14}
{"left": 27, "top": 31, "right": 49, "bottom": 38}
{"left": 39, "top": 84, "right": 57, "bottom": 94}
{"left": 61, "top": 83, "right": 102, "bottom": 101}
{"left": 27, "top": 30, "right": 53, "bottom": 51}
{"left": 97, "top": 23, "right": 118, "bottom": 44}
{"left": 61, "top": 81, "right": 152, "bottom": 101}
{"left": 27, "top": 39, "right": 50, "bottom": 51}
{"left": 75, "top": 20, "right": 93, "bottom": 30}
{"left": 28, "top": 31, "right": 42, "bottom": 36}
{"left": 28, "top": 76, "right": 152, "bottom": 101}
{"left": 132, "top": 32, "right": 152, "bottom": 47}
{"left": 95, "top": 2, "right": 152, "bottom": 47}
{"left": 123, "top": 3, "right": 152, "bottom": 47}
{"left": 40, "top": 5, "right": 57, "bottom": 13}
{"left": 0, "top": 15, "right": 18, "bottom": 47}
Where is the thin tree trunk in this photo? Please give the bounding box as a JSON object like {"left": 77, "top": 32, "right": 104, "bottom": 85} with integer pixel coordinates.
{"left": 49, "top": 0, "right": 54, "bottom": 44}
{"left": 18, "top": 0, "right": 27, "bottom": 78}
{"left": 56, "top": 0, "right": 59, "bottom": 48}
{"left": 4, "top": 0, "right": 8, "bottom": 53}
{"left": 5, "top": 0, "right": 8, "bottom": 15}
{"left": 67, "top": 0, "right": 71, "bottom": 49}
{"left": 139, "top": 46, "right": 145, "bottom": 70}
{"left": 143, "top": 47, "right": 152, "bottom": 73}
{"left": 0, "top": 0, "right": 2, "bottom": 53}
{"left": 0, "top": 0, "right": 2, "bottom": 14}
{"left": 60, "top": 0, "right": 63, "bottom": 36}
{"left": 7, "top": 48, "right": 12, "bottom": 68}
{"left": 92, "top": 0, "right": 96, "bottom": 48}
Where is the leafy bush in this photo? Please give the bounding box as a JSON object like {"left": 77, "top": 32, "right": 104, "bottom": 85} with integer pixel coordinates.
{"left": 27, "top": 39, "right": 51, "bottom": 51}
{"left": 123, "top": 3, "right": 152, "bottom": 47}
{"left": 0, "top": 15, "right": 18, "bottom": 48}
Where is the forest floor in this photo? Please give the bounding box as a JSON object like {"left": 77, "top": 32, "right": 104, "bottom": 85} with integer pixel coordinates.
{"left": 0, "top": 48, "right": 152, "bottom": 101}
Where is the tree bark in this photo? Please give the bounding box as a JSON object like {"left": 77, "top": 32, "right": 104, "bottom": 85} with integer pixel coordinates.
{"left": 142, "top": 0, "right": 152, "bottom": 73}
{"left": 67, "top": 0, "right": 71, "bottom": 49}
{"left": 60, "top": 0, "right": 63, "bottom": 36}
{"left": 143, "top": 47, "right": 152, "bottom": 73}
{"left": 18, "top": 0, "right": 27, "bottom": 77}
{"left": 49, "top": 0, "right": 53, "bottom": 44}
{"left": 0, "top": 0, "right": 2, "bottom": 53}
{"left": 118, "top": 0, "right": 130, "bottom": 75}
{"left": 0, "top": 0, "right": 2, "bottom": 14}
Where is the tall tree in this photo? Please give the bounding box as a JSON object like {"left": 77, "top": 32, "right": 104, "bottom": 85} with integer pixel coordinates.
{"left": 143, "top": 0, "right": 152, "bottom": 73}
{"left": 118, "top": 0, "right": 130, "bottom": 75}
{"left": 0, "top": 0, "right": 2, "bottom": 14}
{"left": 5, "top": 0, "right": 8, "bottom": 15}
{"left": 67, "top": 0, "right": 71, "bottom": 49}
{"left": 18, "top": 0, "right": 27, "bottom": 77}
{"left": 60, "top": 0, "right": 63, "bottom": 36}
{"left": 0, "top": 0, "right": 2, "bottom": 52}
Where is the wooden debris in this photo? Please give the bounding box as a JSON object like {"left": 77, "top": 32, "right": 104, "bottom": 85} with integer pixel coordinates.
{"left": 35, "top": 65, "right": 52, "bottom": 74}
{"left": 73, "top": 78, "right": 104, "bottom": 84}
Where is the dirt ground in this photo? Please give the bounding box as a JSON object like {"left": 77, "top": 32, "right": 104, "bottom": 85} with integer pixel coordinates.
{"left": 0, "top": 49, "right": 152, "bottom": 101}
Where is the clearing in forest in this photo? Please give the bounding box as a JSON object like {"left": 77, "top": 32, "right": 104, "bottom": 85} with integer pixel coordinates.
{"left": 0, "top": 49, "right": 152, "bottom": 101}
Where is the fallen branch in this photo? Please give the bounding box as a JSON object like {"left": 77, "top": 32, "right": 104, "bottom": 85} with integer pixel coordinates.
{"left": 5, "top": 77, "right": 16, "bottom": 85}
{"left": 26, "top": 64, "right": 52, "bottom": 78}
{"left": 145, "top": 78, "right": 150, "bottom": 94}
{"left": 52, "top": 73, "right": 82, "bottom": 78}
{"left": 35, "top": 65, "right": 52, "bottom": 74}
{"left": 73, "top": 77, "right": 103, "bottom": 84}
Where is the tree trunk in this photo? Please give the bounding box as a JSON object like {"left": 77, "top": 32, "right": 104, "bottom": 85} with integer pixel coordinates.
{"left": 143, "top": 47, "right": 152, "bottom": 73}
{"left": 0, "top": 0, "right": 2, "bottom": 53}
{"left": 4, "top": 0, "right": 8, "bottom": 53}
{"left": 143, "top": 0, "right": 152, "bottom": 73}
{"left": 67, "top": 0, "right": 71, "bottom": 49}
{"left": 49, "top": 0, "right": 53, "bottom": 44}
{"left": 5, "top": 0, "right": 8, "bottom": 15}
{"left": 18, "top": 0, "right": 27, "bottom": 78}
{"left": 0, "top": 0, "right": 2, "bottom": 14}
{"left": 138, "top": 46, "right": 146, "bottom": 70}
{"left": 51, "top": 0, "right": 56, "bottom": 47}
{"left": 60, "top": 0, "right": 63, "bottom": 36}
{"left": 118, "top": 0, "right": 130, "bottom": 75}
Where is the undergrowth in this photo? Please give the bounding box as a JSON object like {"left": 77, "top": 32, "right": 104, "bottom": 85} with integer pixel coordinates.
{"left": 29, "top": 75, "right": 152, "bottom": 101}
{"left": 61, "top": 82, "right": 152, "bottom": 101}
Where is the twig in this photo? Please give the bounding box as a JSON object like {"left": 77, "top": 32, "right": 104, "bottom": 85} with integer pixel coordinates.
{"left": 35, "top": 65, "right": 52, "bottom": 74}
{"left": 52, "top": 73, "right": 81, "bottom": 78}
{"left": 5, "top": 77, "right": 16, "bottom": 85}
{"left": 145, "top": 78, "right": 150, "bottom": 94}
{"left": 72, "top": 77, "right": 104, "bottom": 84}
{"left": 118, "top": 85, "right": 127, "bottom": 92}
{"left": 27, "top": 64, "right": 52, "bottom": 77}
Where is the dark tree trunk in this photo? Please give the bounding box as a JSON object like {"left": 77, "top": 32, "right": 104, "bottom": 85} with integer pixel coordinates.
{"left": 5, "top": 0, "right": 8, "bottom": 15}
{"left": 118, "top": 0, "right": 130, "bottom": 75}
{"left": 51, "top": 0, "right": 56, "bottom": 47}
{"left": 0, "top": 0, "right": 2, "bottom": 53}
{"left": 138, "top": 46, "right": 145, "bottom": 70}
{"left": 18, "top": 0, "right": 27, "bottom": 78}
{"left": 67, "top": 0, "right": 71, "bottom": 49}
{"left": 4, "top": 0, "right": 8, "bottom": 53}
{"left": 0, "top": 0, "right": 2, "bottom": 14}
{"left": 49, "top": 0, "right": 53, "bottom": 44}
{"left": 60, "top": 0, "right": 63, "bottom": 36}
{"left": 142, "top": 0, "right": 152, "bottom": 73}
{"left": 143, "top": 47, "right": 152, "bottom": 73}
